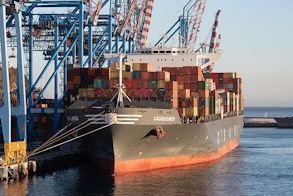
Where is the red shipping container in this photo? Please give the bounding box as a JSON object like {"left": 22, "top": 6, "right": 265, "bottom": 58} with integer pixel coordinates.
{"left": 140, "top": 63, "right": 152, "bottom": 72}
{"left": 94, "top": 88, "right": 103, "bottom": 98}
{"left": 149, "top": 72, "right": 157, "bottom": 80}
{"left": 140, "top": 72, "right": 150, "bottom": 80}
{"left": 126, "top": 89, "right": 133, "bottom": 97}
{"left": 184, "top": 83, "right": 191, "bottom": 89}
{"left": 190, "top": 75, "right": 202, "bottom": 83}
{"left": 150, "top": 89, "right": 158, "bottom": 98}
{"left": 178, "top": 89, "right": 190, "bottom": 98}
{"left": 157, "top": 71, "right": 170, "bottom": 81}
{"left": 102, "top": 89, "right": 111, "bottom": 99}
{"left": 198, "top": 89, "right": 209, "bottom": 98}
{"left": 141, "top": 89, "right": 150, "bottom": 98}
{"left": 183, "top": 66, "right": 191, "bottom": 75}
{"left": 184, "top": 75, "right": 191, "bottom": 83}
{"left": 191, "top": 83, "right": 198, "bottom": 92}
{"left": 133, "top": 89, "right": 141, "bottom": 98}
{"left": 190, "top": 66, "right": 202, "bottom": 74}
{"left": 133, "top": 80, "right": 142, "bottom": 88}
{"left": 126, "top": 79, "right": 134, "bottom": 88}
{"left": 162, "top": 67, "right": 169, "bottom": 72}
{"left": 141, "top": 80, "right": 150, "bottom": 88}
{"left": 175, "top": 67, "right": 183, "bottom": 76}
{"left": 176, "top": 76, "right": 184, "bottom": 84}
{"left": 210, "top": 73, "right": 219, "bottom": 79}
{"left": 213, "top": 78, "right": 219, "bottom": 84}
{"left": 109, "top": 79, "right": 118, "bottom": 88}
{"left": 165, "top": 81, "right": 178, "bottom": 90}
{"left": 169, "top": 67, "right": 176, "bottom": 75}
{"left": 102, "top": 76, "right": 109, "bottom": 79}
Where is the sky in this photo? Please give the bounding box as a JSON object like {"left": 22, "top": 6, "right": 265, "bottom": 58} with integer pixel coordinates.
{"left": 3, "top": 0, "right": 293, "bottom": 107}
{"left": 148, "top": 0, "right": 293, "bottom": 107}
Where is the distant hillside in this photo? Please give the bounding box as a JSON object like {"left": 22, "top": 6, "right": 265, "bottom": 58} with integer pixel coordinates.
{"left": 0, "top": 67, "right": 29, "bottom": 97}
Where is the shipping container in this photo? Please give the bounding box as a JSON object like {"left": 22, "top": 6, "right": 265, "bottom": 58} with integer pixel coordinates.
{"left": 157, "top": 80, "right": 166, "bottom": 89}
{"left": 149, "top": 80, "right": 157, "bottom": 89}
{"left": 157, "top": 71, "right": 170, "bottom": 81}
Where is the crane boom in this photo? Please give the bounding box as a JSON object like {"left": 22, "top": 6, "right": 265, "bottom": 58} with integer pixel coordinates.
{"left": 133, "top": 0, "right": 147, "bottom": 41}
{"left": 140, "top": 0, "right": 154, "bottom": 48}
{"left": 209, "top": 10, "right": 221, "bottom": 53}
{"left": 186, "top": 0, "right": 207, "bottom": 53}
{"left": 120, "top": 0, "right": 138, "bottom": 37}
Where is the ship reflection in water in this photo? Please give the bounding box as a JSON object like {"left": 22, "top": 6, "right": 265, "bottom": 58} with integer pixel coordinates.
{"left": 74, "top": 146, "right": 246, "bottom": 196}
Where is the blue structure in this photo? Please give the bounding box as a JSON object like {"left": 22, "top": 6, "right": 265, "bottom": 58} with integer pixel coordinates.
{"left": 2, "top": 0, "right": 149, "bottom": 141}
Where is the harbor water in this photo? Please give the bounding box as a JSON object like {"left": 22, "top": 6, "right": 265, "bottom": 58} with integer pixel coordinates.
{"left": 0, "top": 108, "right": 293, "bottom": 195}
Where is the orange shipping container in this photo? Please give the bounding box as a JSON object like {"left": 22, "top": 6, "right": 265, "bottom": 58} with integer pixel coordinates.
{"left": 88, "top": 68, "right": 96, "bottom": 76}
{"left": 157, "top": 80, "right": 165, "bottom": 89}
{"left": 223, "top": 73, "right": 229, "bottom": 78}
{"left": 73, "top": 76, "right": 81, "bottom": 84}
{"left": 178, "top": 84, "right": 184, "bottom": 90}
{"left": 193, "top": 97, "right": 198, "bottom": 107}
{"left": 67, "top": 81, "right": 74, "bottom": 90}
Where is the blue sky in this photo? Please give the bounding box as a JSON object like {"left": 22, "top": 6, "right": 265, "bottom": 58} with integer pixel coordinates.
{"left": 148, "top": 0, "right": 293, "bottom": 107}
{"left": 6, "top": 0, "right": 292, "bottom": 107}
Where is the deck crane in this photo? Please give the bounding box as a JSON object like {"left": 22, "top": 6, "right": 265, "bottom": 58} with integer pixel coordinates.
{"left": 186, "top": 0, "right": 207, "bottom": 53}
{"left": 140, "top": 0, "right": 154, "bottom": 48}
{"left": 86, "top": 0, "right": 103, "bottom": 26}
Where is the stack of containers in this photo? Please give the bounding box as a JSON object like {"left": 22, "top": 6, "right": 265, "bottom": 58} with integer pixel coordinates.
{"left": 198, "top": 81, "right": 209, "bottom": 116}
{"left": 209, "top": 91, "right": 219, "bottom": 114}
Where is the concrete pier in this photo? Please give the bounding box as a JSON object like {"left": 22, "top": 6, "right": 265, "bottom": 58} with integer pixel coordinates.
{"left": 244, "top": 117, "right": 293, "bottom": 128}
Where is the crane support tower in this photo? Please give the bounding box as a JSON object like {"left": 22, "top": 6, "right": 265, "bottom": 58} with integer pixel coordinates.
{"left": 0, "top": 1, "right": 27, "bottom": 166}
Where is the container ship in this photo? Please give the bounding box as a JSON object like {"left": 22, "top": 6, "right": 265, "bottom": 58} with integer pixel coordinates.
{"left": 65, "top": 47, "right": 244, "bottom": 174}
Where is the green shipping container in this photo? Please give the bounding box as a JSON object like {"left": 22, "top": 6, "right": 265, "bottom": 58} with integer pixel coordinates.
{"left": 198, "top": 81, "right": 209, "bottom": 90}
{"left": 94, "top": 79, "right": 102, "bottom": 88}
{"left": 149, "top": 80, "right": 157, "bottom": 89}
{"left": 203, "top": 73, "right": 209, "bottom": 79}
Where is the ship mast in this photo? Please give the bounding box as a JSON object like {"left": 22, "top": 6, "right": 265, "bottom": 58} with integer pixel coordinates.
{"left": 108, "top": 53, "right": 132, "bottom": 108}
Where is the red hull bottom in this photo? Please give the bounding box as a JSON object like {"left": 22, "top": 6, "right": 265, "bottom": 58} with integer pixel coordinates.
{"left": 89, "top": 137, "right": 240, "bottom": 174}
